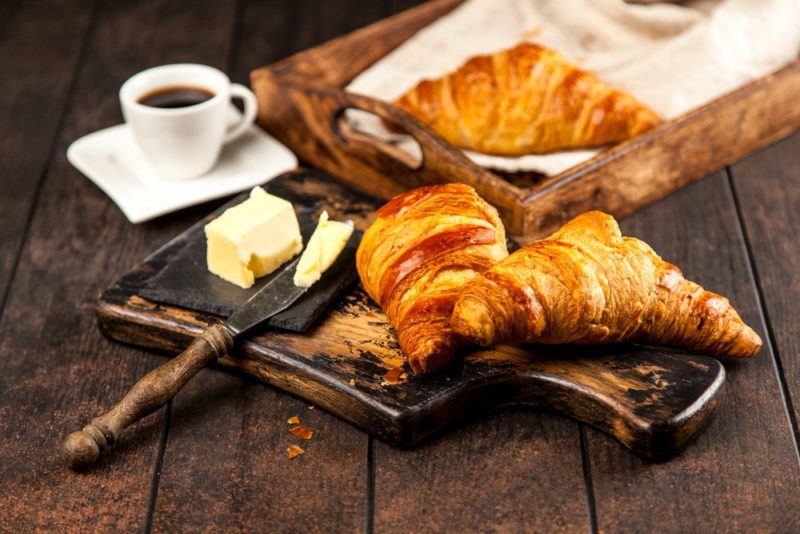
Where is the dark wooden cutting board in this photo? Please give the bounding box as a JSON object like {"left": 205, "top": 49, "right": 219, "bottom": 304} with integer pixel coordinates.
{"left": 96, "top": 168, "right": 725, "bottom": 460}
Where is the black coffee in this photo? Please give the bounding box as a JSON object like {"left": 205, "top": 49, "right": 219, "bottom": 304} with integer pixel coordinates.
{"left": 137, "top": 85, "right": 215, "bottom": 109}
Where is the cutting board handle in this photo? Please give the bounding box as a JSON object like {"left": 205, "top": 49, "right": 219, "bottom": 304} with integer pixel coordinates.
{"left": 60, "top": 324, "right": 234, "bottom": 470}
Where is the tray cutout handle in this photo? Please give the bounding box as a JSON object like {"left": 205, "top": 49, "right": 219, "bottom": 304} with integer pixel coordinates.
{"left": 335, "top": 107, "right": 423, "bottom": 171}
{"left": 330, "top": 90, "right": 525, "bottom": 225}
{"left": 251, "top": 69, "right": 527, "bottom": 233}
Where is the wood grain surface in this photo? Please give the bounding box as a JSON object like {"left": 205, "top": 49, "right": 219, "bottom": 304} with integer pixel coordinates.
{"left": 729, "top": 134, "right": 800, "bottom": 437}
{"left": 373, "top": 412, "right": 591, "bottom": 533}
{"left": 0, "top": 1, "right": 798, "bottom": 532}
{"left": 587, "top": 173, "right": 800, "bottom": 531}
{"left": 0, "top": 0, "right": 238, "bottom": 530}
{"left": 0, "top": 0, "right": 94, "bottom": 312}
{"left": 152, "top": 371, "right": 371, "bottom": 532}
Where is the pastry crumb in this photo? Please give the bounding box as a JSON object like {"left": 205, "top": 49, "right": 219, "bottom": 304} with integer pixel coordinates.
{"left": 381, "top": 366, "right": 407, "bottom": 386}
{"left": 287, "top": 445, "right": 305, "bottom": 459}
{"left": 287, "top": 416, "right": 300, "bottom": 425}
{"left": 308, "top": 405, "right": 315, "bottom": 410}
{"left": 290, "top": 425, "right": 314, "bottom": 440}
{"left": 348, "top": 378, "right": 356, "bottom": 387}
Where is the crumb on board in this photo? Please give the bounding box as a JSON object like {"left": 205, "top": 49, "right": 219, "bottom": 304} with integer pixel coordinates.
{"left": 287, "top": 416, "right": 300, "bottom": 425}
{"left": 380, "top": 366, "right": 408, "bottom": 386}
{"left": 308, "top": 405, "right": 315, "bottom": 410}
{"left": 348, "top": 378, "right": 356, "bottom": 387}
{"left": 287, "top": 445, "right": 305, "bottom": 459}
{"left": 290, "top": 425, "right": 314, "bottom": 440}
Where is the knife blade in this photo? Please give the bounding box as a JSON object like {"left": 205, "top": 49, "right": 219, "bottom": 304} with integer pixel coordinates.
{"left": 222, "top": 255, "right": 309, "bottom": 337}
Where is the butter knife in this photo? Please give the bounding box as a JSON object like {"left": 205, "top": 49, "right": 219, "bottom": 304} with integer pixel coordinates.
{"left": 61, "top": 255, "right": 311, "bottom": 470}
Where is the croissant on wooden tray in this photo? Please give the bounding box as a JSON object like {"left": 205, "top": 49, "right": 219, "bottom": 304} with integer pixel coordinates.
{"left": 356, "top": 183, "right": 508, "bottom": 374}
{"left": 394, "top": 43, "right": 660, "bottom": 155}
{"left": 451, "top": 211, "right": 761, "bottom": 357}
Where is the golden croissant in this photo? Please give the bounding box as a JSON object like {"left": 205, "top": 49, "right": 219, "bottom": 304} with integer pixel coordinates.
{"left": 356, "top": 183, "right": 508, "bottom": 374}
{"left": 451, "top": 211, "right": 761, "bottom": 357}
{"left": 395, "top": 43, "right": 660, "bottom": 155}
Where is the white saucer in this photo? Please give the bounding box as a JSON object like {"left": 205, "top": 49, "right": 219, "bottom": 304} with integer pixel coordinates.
{"left": 67, "top": 122, "right": 297, "bottom": 223}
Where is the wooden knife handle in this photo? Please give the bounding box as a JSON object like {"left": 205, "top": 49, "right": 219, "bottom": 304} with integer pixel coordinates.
{"left": 60, "top": 324, "right": 234, "bottom": 470}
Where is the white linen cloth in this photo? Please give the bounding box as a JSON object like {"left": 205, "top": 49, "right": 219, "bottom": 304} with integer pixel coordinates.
{"left": 346, "top": 0, "right": 800, "bottom": 175}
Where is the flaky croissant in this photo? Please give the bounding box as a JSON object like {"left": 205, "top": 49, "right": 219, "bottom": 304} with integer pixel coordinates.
{"left": 356, "top": 183, "right": 508, "bottom": 374}
{"left": 451, "top": 211, "right": 761, "bottom": 357}
{"left": 395, "top": 43, "right": 660, "bottom": 155}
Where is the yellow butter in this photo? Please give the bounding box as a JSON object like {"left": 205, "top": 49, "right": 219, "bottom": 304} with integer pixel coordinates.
{"left": 205, "top": 187, "right": 303, "bottom": 288}
{"left": 293, "top": 211, "right": 354, "bottom": 288}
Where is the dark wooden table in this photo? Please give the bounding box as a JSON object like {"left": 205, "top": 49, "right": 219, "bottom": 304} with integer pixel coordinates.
{"left": 1, "top": 0, "right": 798, "bottom": 531}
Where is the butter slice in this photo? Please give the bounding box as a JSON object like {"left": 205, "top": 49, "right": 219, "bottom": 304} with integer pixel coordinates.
{"left": 293, "top": 211, "right": 354, "bottom": 287}
{"left": 205, "top": 187, "right": 303, "bottom": 288}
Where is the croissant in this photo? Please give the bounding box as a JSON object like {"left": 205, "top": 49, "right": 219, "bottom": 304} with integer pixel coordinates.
{"left": 356, "top": 183, "right": 508, "bottom": 374}
{"left": 451, "top": 211, "right": 761, "bottom": 357}
{"left": 394, "top": 43, "right": 660, "bottom": 155}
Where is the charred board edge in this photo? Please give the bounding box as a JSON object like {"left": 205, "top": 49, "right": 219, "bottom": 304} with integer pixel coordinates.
{"left": 96, "top": 290, "right": 725, "bottom": 460}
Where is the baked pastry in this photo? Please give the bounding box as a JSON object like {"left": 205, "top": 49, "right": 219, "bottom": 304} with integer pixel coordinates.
{"left": 395, "top": 43, "right": 660, "bottom": 155}
{"left": 356, "top": 183, "right": 508, "bottom": 373}
{"left": 451, "top": 211, "right": 761, "bottom": 357}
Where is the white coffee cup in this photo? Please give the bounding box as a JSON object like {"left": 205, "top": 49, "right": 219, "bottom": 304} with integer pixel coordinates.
{"left": 120, "top": 63, "right": 257, "bottom": 180}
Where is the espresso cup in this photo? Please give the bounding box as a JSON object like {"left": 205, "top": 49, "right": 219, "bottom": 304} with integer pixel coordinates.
{"left": 120, "top": 63, "right": 257, "bottom": 180}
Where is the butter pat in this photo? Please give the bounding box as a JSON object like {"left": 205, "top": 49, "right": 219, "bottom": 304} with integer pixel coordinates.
{"left": 293, "top": 211, "right": 354, "bottom": 287}
{"left": 205, "top": 187, "right": 303, "bottom": 288}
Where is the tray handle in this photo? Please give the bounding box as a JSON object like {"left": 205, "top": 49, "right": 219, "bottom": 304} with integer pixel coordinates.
{"left": 253, "top": 72, "right": 526, "bottom": 233}
{"left": 336, "top": 90, "right": 522, "bottom": 197}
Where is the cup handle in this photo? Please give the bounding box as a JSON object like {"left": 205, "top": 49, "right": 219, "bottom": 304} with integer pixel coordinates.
{"left": 224, "top": 83, "right": 258, "bottom": 144}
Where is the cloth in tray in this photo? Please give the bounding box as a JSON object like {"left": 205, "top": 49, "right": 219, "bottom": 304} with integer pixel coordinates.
{"left": 346, "top": 0, "right": 800, "bottom": 176}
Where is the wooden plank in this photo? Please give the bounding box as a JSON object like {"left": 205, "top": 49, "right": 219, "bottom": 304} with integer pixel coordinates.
{"left": 728, "top": 132, "right": 800, "bottom": 440}
{"left": 586, "top": 172, "right": 800, "bottom": 532}
{"left": 388, "top": 0, "right": 430, "bottom": 11}
{"left": 0, "top": 0, "right": 238, "bottom": 529}
{"left": 0, "top": 0, "right": 94, "bottom": 313}
{"left": 0, "top": 0, "right": 21, "bottom": 39}
{"left": 235, "top": 0, "right": 399, "bottom": 86}
{"left": 148, "top": 2, "right": 394, "bottom": 531}
{"left": 373, "top": 412, "right": 590, "bottom": 532}
{"left": 152, "top": 372, "right": 370, "bottom": 532}
{"left": 263, "top": 0, "right": 457, "bottom": 87}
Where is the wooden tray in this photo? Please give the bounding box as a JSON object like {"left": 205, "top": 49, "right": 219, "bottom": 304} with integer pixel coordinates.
{"left": 96, "top": 169, "right": 725, "bottom": 460}
{"left": 250, "top": 0, "right": 800, "bottom": 240}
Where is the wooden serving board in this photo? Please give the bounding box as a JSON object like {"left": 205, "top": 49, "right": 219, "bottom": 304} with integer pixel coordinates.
{"left": 250, "top": 0, "right": 800, "bottom": 240}
{"left": 97, "top": 169, "right": 725, "bottom": 460}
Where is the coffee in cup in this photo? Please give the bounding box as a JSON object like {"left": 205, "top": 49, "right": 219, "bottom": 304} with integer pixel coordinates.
{"left": 137, "top": 86, "right": 216, "bottom": 109}
{"left": 120, "top": 64, "right": 257, "bottom": 180}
